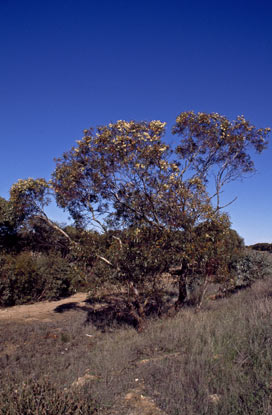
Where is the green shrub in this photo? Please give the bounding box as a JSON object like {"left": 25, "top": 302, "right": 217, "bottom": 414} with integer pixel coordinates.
{"left": 0, "top": 252, "right": 78, "bottom": 307}
{"left": 230, "top": 248, "right": 272, "bottom": 289}
{"left": 34, "top": 253, "right": 79, "bottom": 300}
{"left": 0, "top": 253, "right": 40, "bottom": 306}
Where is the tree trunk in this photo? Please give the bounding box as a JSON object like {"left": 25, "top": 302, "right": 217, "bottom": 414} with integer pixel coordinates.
{"left": 174, "top": 259, "right": 191, "bottom": 309}
{"left": 127, "top": 282, "right": 145, "bottom": 331}
{"left": 127, "top": 300, "right": 145, "bottom": 331}
{"left": 176, "top": 277, "right": 187, "bottom": 307}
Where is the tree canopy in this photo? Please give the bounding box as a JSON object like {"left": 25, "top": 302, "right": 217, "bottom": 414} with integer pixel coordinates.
{"left": 52, "top": 113, "right": 270, "bottom": 231}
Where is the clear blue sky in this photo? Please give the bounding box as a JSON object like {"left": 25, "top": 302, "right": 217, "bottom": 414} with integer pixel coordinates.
{"left": 0, "top": 0, "right": 271, "bottom": 244}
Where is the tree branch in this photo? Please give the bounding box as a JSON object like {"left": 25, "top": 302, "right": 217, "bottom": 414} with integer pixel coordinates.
{"left": 215, "top": 196, "right": 238, "bottom": 212}
{"left": 112, "top": 235, "right": 123, "bottom": 249}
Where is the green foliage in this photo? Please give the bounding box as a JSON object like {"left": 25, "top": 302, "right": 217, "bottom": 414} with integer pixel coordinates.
{"left": 0, "top": 197, "right": 16, "bottom": 230}
{"left": 20, "top": 216, "right": 71, "bottom": 256}
{"left": 34, "top": 252, "right": 79, "bottom": 298}
{"left": 0, "top": 197, "right": 20, "bottom": 252}
{"left": 92, "top": 227, "right": 184, "bottom": 288}
{"left": 0, "top": 252, "right": 39, "bottom": 306}
{"left": 10, "top": 178, "right": 50, "bottom": 221}
{"left": 0, "top": 252, "right": 78, "bottom": 306}
{"left": 193, "top": 221, "right": 244, "bottom": 280}
{"left": 230, "top": 249, "right": 272, "bottom": 289}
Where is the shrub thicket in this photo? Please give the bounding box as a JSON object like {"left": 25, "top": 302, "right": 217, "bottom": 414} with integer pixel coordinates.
{"left": 0, "top": 252, "right": 78, "bottom": 306}
{"left": 229, "top": 248, "right": 272, "bottom": 289}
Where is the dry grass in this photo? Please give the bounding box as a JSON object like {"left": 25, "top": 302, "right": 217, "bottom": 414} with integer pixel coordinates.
{"left": 1, "top": 276, "right": 272, "bottom": 414}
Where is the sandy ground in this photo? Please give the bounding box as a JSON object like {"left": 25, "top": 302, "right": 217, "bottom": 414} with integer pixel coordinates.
{"left": 0, "top": 293, "right": 88, "bottom": 322}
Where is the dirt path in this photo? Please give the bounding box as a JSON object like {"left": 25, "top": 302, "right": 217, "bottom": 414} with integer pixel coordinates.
{"left": 0, "top": 293, "right": 88, "bottom": 322}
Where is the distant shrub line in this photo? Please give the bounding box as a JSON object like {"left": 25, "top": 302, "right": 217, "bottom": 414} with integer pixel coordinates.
{"left": 249, "top": 242, "right": 272, "bottom": 253}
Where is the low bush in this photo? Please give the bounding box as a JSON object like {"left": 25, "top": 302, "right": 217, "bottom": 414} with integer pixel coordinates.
{"left": 0, "top": 252, "right": 78, "bottom": 307}
{"left": 230, "top": 248, "right": 272, "bottom": 289}
{"left": 35, "top": 253, "right": 79, "bottom": 299}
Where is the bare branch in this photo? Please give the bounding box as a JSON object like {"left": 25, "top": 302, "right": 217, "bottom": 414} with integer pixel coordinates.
{"left": 216, "top": 196, "right": 238, "bottom": 212}
{"left": 34, "top": 211, "right": 74, "bottom": 244}
{"left": 112, "top": 235, "right": 123, "bottom": 249}
{"left": 97, "top": 255, "right": 114, "bottom": 267}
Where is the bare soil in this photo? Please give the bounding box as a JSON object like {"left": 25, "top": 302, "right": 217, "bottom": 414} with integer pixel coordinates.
{"left": 0, "top": 292, "right": 88, "bottom": 322}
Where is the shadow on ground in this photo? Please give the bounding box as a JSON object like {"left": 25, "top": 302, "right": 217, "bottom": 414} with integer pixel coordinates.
{"left": 54, "top": 292, "right": 177, "bottom": 332}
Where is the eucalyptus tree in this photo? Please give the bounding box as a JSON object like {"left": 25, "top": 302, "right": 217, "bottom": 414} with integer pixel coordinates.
{"left": 51, "top": 113, "right": 269, "bottom": 324}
